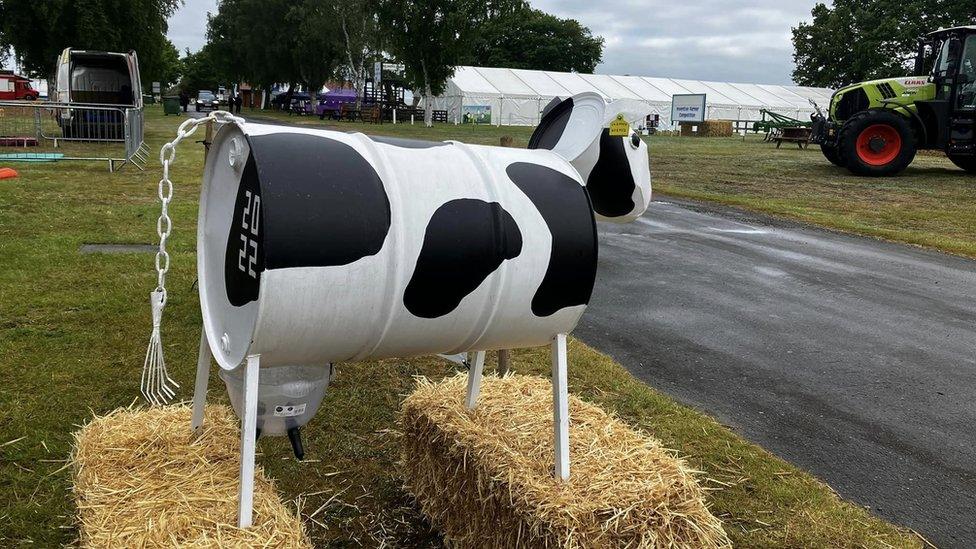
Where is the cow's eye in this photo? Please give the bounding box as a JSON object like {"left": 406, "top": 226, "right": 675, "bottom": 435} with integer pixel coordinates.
{"left": 630, "top": 133, "right": 641, "bottom": 149}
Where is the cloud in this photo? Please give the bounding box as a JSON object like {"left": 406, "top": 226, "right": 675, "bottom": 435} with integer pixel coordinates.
{"left": 531, "top": 0, "right": 820, "bottom": 84}
{"left": 167, "top": 0, "right": 219, "bottom": 55}
{"left": 167, "top": 0, "right": 819, "bottom": 84}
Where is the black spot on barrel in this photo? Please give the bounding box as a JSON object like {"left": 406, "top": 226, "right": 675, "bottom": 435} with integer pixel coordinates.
{"left": 585, "top": 130, "right": 637, "bottom": 218}
{"left": 225, "top": 153, "right": 263, "bottom": 306}
{"left": 245, "top": 132, "right": 391, "bottom": 269}
{"left": 367, "top": 135, "right": 448, "bottom": 149}
{"left": 404, "top": 199, "right": 523, "bottom": 318}
{"left": 528, "top": 97, "right": 574, "bottom": 151}
{"left": 506, "top": 163, "right": 597, "bottom": 317}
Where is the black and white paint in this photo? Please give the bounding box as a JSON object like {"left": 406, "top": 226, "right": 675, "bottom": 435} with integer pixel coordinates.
{"left": 529, "top": 92, "right": 652, "bottom": 223}
{"left": 404, "top": 199, "right": 523, "bottom": 319}
{"left": 198, "top": 92, "right": 650, "bottom": 371}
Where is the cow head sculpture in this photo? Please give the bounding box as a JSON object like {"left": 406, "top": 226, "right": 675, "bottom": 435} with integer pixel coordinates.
{"left": 528, "top": 92, "right": 652, "bottom": 223}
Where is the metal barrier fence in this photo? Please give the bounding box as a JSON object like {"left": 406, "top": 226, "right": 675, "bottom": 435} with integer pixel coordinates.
{"left": 0, "top": 100, "right": 148, "bottom": 171}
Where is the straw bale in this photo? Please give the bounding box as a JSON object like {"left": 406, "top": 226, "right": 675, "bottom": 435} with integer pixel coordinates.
{"left": 679, "top": 120, "right": 733, "bottom": 137}
{"left": 71, "top": 404, "right": 310, "bottom": 548}
{"left": 399, "top": 374, "right": 730, "bottom": 548}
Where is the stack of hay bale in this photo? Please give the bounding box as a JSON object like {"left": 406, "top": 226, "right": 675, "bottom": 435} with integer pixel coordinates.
{"left": 399, "top": 374, "right": 730, "bottom": 548}
{"left": 72, "top": 405, "right": 309, "bottom": 548}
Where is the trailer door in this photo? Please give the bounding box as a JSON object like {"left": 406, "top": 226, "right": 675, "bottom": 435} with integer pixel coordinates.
{"left": 126, "top": 50, "right": 143, "bottom": 108}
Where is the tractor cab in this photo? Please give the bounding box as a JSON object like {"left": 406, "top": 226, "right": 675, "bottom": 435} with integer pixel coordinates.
{"left": 812, "top": 25, "right": 976, "bottom": 176}
{"left": 912, "top": 27, "right": 976, "bottom": 155}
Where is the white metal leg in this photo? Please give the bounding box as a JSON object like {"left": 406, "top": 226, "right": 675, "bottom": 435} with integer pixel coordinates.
{"left": 191, "top": 329, "right": 212, "bottom": 433}
{"left": 497, "top": 349, "right": 511, "bottom": 377}
{"left": 465, "top": 351, "right": 487, "bottom": 410}
{"left": 552, "top": 334, "right": 570, "bottom": 480}
{"left": 238, "top": 354, "right": 260, "bottom": 528}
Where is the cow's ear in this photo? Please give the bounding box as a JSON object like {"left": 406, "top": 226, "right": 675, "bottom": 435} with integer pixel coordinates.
{"left": 540, "top": 96, "right": 563, "bottom": 119}
{"left": 528, "top": 92, "right": 606, "bottom": 164}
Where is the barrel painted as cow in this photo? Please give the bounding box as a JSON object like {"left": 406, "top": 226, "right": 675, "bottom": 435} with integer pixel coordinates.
{"left": 199, "top": 123, "right": 600, "bottom": 371}
{"left": 190, "top": 93, "right": 653, "bottom": 527}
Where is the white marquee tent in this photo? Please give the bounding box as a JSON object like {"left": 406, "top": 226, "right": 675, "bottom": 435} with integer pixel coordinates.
{"left": 427, "top": 66, "right": 834, "bottom": 128}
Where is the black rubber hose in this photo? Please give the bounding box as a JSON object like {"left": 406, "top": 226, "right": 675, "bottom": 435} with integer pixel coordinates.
{"left": 288, "top": 427, "right": 304, "bottom": 461}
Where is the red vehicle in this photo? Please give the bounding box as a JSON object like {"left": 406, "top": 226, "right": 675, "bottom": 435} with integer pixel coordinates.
{"left": 0, "top": 71, "right": 40, "bottom": 100}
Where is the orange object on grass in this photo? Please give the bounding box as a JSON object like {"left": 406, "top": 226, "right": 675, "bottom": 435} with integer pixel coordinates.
{"left": 0, "top": 167, "right": 18, "bottom": 179}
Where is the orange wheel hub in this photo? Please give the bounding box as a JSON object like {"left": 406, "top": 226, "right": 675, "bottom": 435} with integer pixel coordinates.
{"left": 856, "top": 124, "right": 901, "bottom": 166}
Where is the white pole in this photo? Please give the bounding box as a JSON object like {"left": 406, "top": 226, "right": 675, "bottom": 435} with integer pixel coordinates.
{"left": 190, "top": 329, "right": 212, "bottom": 433}
{"left": 393, "top": 108, "right": 397, "bottom": 124}
{"left": 238, "top": 355, "right": 261, "bottom": 528}
{"left": 465, "top": 351, "right": 487, "bottom": 410}
{"left": 552, "top": 334, "right": 569, "bottom": 480}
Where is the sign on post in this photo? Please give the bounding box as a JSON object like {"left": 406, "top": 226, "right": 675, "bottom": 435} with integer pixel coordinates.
{"left": 671, "top": 94, "right": 706, "bottom": 124}
{"left": 152, "top": 81, "right": 161, "bottom": 94}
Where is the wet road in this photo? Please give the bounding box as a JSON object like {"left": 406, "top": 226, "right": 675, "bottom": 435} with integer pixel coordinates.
{"left": 576, "top": 198, "right": 976, "bottom": 547}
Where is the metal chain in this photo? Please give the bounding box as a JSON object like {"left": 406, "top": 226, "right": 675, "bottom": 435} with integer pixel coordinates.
{"left": 143, "top": 110, "right": 243, "bottom": 406}
{"left": 154, "top": 110, "right": 244, "bottom": 306}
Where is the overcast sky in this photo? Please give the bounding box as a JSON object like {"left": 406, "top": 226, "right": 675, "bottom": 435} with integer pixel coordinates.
{"left": 165, "top": 0, "right": 819, "bottom": 85}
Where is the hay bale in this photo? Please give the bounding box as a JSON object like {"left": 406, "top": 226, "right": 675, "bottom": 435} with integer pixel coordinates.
{"left": 679, "top": 120, "right": 733, "bottom": 138}
{"left": 72, "top": 404, "right": 309, "bottom": 548}
{"left": 399, "top": 374, "right": 730, "bottom": 548}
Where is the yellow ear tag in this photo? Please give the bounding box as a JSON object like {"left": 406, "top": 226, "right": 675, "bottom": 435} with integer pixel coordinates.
{"left": 609, "top": 113, "right": 630, "bottom": 137}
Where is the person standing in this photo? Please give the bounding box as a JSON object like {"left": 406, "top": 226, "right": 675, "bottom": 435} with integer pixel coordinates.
{"left": 235, "top": 93, "right": 243, "bottom": 113}
{"left": 179, "top": 91, "right": 189, "bottom": 112}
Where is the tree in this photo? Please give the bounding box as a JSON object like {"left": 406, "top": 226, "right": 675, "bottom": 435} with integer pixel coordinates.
{"left": 207, "top": 0, "right": 296, "bottom": 102}
{"left": 463, "top": 6, "right": 604, "bottom": 73}
{"left": 334, "top": 0, "right": 381, "bottom": 108}
{"left": 792, "top": 0, "right": 976, "bottom": 88}
{"left": 207, "top": 0, "right": 343, "bottom": 105}
{"left": 288, "top": 2, "right": 343, "bottom": 96}
{"left": 379, "top": 0, "right": 483, "bottom": 126}
{"left": 179, "top": 46, "right": 227, "bottom": 96}
{"left": 144, "top": 38, "right": 183, "bottom": 90}
{"left": 0, "top": 0, "right": 181, "bottom": 87}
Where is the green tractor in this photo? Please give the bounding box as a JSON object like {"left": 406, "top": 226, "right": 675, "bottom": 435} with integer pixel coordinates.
{"left": 811, "top": 26, "right": 976, "bottom": 176}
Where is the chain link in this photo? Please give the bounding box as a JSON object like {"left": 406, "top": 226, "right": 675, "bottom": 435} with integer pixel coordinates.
{"left": 153, "top": 110, "right": 244, "bottom": 305}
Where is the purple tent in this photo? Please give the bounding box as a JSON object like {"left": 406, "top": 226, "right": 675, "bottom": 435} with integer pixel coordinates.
{"left": 316, "top": 89, "right": 358, "bottom": 118}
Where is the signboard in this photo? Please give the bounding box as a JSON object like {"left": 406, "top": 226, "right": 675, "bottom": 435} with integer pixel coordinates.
{"left": 152, "top": 81, "right": 161, "bottom": 94}
{"left": 671, "top": 93, "right": 706, "bottom": 124}
{"left": 462, "top": 105, "right": 491, "bottom": 124}
{"left": 374, "top": 62, "right": 382, "bottom": 84}
{"left": 608, "top": 114, "right": 630, "bottom": 136}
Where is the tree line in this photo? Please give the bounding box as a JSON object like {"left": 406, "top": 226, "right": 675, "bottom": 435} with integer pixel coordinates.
{"left": 0, "top": 0, "right": 183, "bottom": 88}
{"left": 0, "top": 0, "right": 603, "bottom": 126}
{"left": 792, "top": 0, "right": 976, "bottom": 88}
{"left": 202, "top": 0, "right": 603, "bottom": 125}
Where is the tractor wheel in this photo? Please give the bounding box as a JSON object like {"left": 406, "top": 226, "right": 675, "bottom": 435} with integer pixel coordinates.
{"left": 820, "top": 143, "right": 844, "bottom": 166}
{"left": 839, "top": 110, "right": 916, "bottom": 176}
{"left": 948, "top": 155, "right": 976, "bottom": 173}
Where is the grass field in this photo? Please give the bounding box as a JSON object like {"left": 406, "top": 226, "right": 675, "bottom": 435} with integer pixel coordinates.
{"left": 0, "top": 106, "right": 927, "bottom": 547}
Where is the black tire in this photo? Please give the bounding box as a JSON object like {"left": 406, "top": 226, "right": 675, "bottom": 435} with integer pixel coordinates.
{"left": 948, "top": 155, "right": 976, "bottom": 173}
{"left": 820, "top": 143, "right": 844, "bottom": 166}
{"left": 838, "top": 110, "right": 916, "bottom": 176}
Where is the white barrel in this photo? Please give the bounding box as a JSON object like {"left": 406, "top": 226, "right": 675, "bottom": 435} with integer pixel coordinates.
{"left": 199, "top": 123, "right": 598, "bottom": 370}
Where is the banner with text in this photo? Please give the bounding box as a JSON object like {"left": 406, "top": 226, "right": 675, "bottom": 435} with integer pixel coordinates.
{"left": 671, "top": 94, "right": 706, "bottom": 124}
